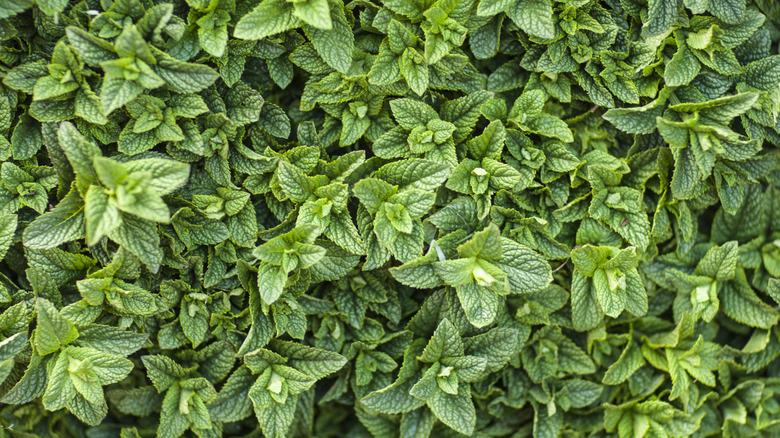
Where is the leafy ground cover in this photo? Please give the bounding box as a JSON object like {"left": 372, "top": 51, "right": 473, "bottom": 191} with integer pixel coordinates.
{"left": 0, "top": 0, "right": 779, "bottom": 437}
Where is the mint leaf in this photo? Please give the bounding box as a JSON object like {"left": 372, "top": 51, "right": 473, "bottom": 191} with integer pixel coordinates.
{"left": 4, "top": 1, "right": 779, "bottom": 436}
{"left": 234, "top": 0, "right": 298, "bottom": 40}
{"left": 34, "top": 299, "right": 79, "bottom": 356}
{"left": 507, "top": 0, "right": 556, "bottom": 40}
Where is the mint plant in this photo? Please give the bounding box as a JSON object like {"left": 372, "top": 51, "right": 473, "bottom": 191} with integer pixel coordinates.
{"left": 0, "top": 0, "right": 779, "bottom": 437}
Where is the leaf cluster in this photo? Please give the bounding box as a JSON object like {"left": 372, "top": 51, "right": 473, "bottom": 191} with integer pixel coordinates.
{"left": 0, "top": 0, "right": 778, "bottom": 437}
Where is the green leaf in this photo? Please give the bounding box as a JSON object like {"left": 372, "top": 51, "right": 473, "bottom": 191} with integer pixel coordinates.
{"left": 571, "top": 273, "right": 603, "bottom": 331}
{"left": 523, "top": 113, "right": 573, "bottom": 142}
{"left": 603, "top": 97, "right": 666, "bottom": 135}
{"left": 258, "top": 263, "right": 287, "bottom": 304}
{"left": 664, "top": 45, "right": 700, "bottom": 87}
{"left": 742, "top": 55, "right": 780, "bottom": 91}
{"left": 369, "top": 41, "right": 401, "bottom": 86}
{"left": 477, "top": 0, "right": 513, "bottom": 16}
{"left": 180, "top": 300, "right": 208, "bottom": 347}
{"left": 75, "top": 89, "right": 108, "bottom": 125}
{"left": 0, "top": 331, "right": 27, "bottom": 362}
{"left": 141, "top": 355, "right": 187, "bottom": 393}
{"left": 123, "top": 158, "right": 190, "bottom": 196}
{"left": 399, "top": 48, "right": 428, "bottom": 96}
{"left": 374, "top": 159, "right": 450, "bottom": 191}
{"left": 602, "top": 338, "right": 644, "bottom": 385}
{"left": 65, "top": 27, "right": 116, "bottom": 65}
{"left": 253, "top": 394, "right": 297, "bottom": 438}
{"left": 427, "top": 384, "right": 476, "bottom": 435}
{"left": 234, "top": 0, "right": 298, "bottom": 40}
{"left": 271, "top": 340, "right": 347, "bottom": 379}
{"left": 304, "top": 4, "right": 354, "bottom": 74}
{"left": 464, "top": 327, "right": 518, "bottom": 373}
{"left": 720, "top": 275, "right": 779, "bottom": 329}
{"left": 42, "top": 351, "right": 75, "bottom": 410}
{"left": 109, "top": 216, "right": 164, "bottom": 273}
{"left": 442, "top": 90, "right": 492, "bottom": 142}
{"left": 0, "top": 213, "right": 17, "bottom": 261}
{"left": 12, "top": 114, "right": 43, "bottom": 160}
{"left": 57, "top": 122, "right": 101, "bottom": 188}
{"left": 36, "top": 0, "right": 67, "bottom": 16}
{"left": 68, "top": 347, "right": 133, "bottom": 384}
{"left": 294, "top": 0, "right": 331, "bottom": 29}
{"left": 77, "top": 325, "right": 148, "bottom": 356}
{"left": 390, "top": 99, "right": 438, "bottom": 130}
{"left": 153, "top": 49, "right": 219, "bottom": 93}
{"left": 1, "top": 354, "right": 48, "bottom": 404}
{"left": 496, "top": 238, "right": 552, "bottom": 294}
{"left": 0, "top": 0, "right": 33, "bottom": 19}
{"left": 84, "top": 185, "right": 121, "bottom": 246}
{"left": 593, "top": 270, "right": 626, "bottom": 318}
{"left": 209, "top": 367, "right": 254, "bottom": 422}
{"left": 259, "top": 103, "right": 291, "bottom": 139}
{"left": 644, "top": 0, "right": 679, "bottom": 36}
{"left": 456, "top": 283, "right": 500, "bottom": 328}
{"left": 589, "top": 188, "right": 651, "bottom": 250}
{"left": 197, "top": 11, "right": 229, "bottom": 57}
{"left": 100, "top": 78, "right": 144, "bottom": 116}
{"left": 709, "top": 0, "right": 745, "bottom": 24}
{"left": 34, "top": 299, "right": 79, "bottom": 356}
{"left": 507, "top": 0, "right": 556, "bottom": 40}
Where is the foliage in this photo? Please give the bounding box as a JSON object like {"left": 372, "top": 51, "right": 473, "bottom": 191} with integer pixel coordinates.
{"left": 0, "top": 0, "right": 779, "bottom": 437}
